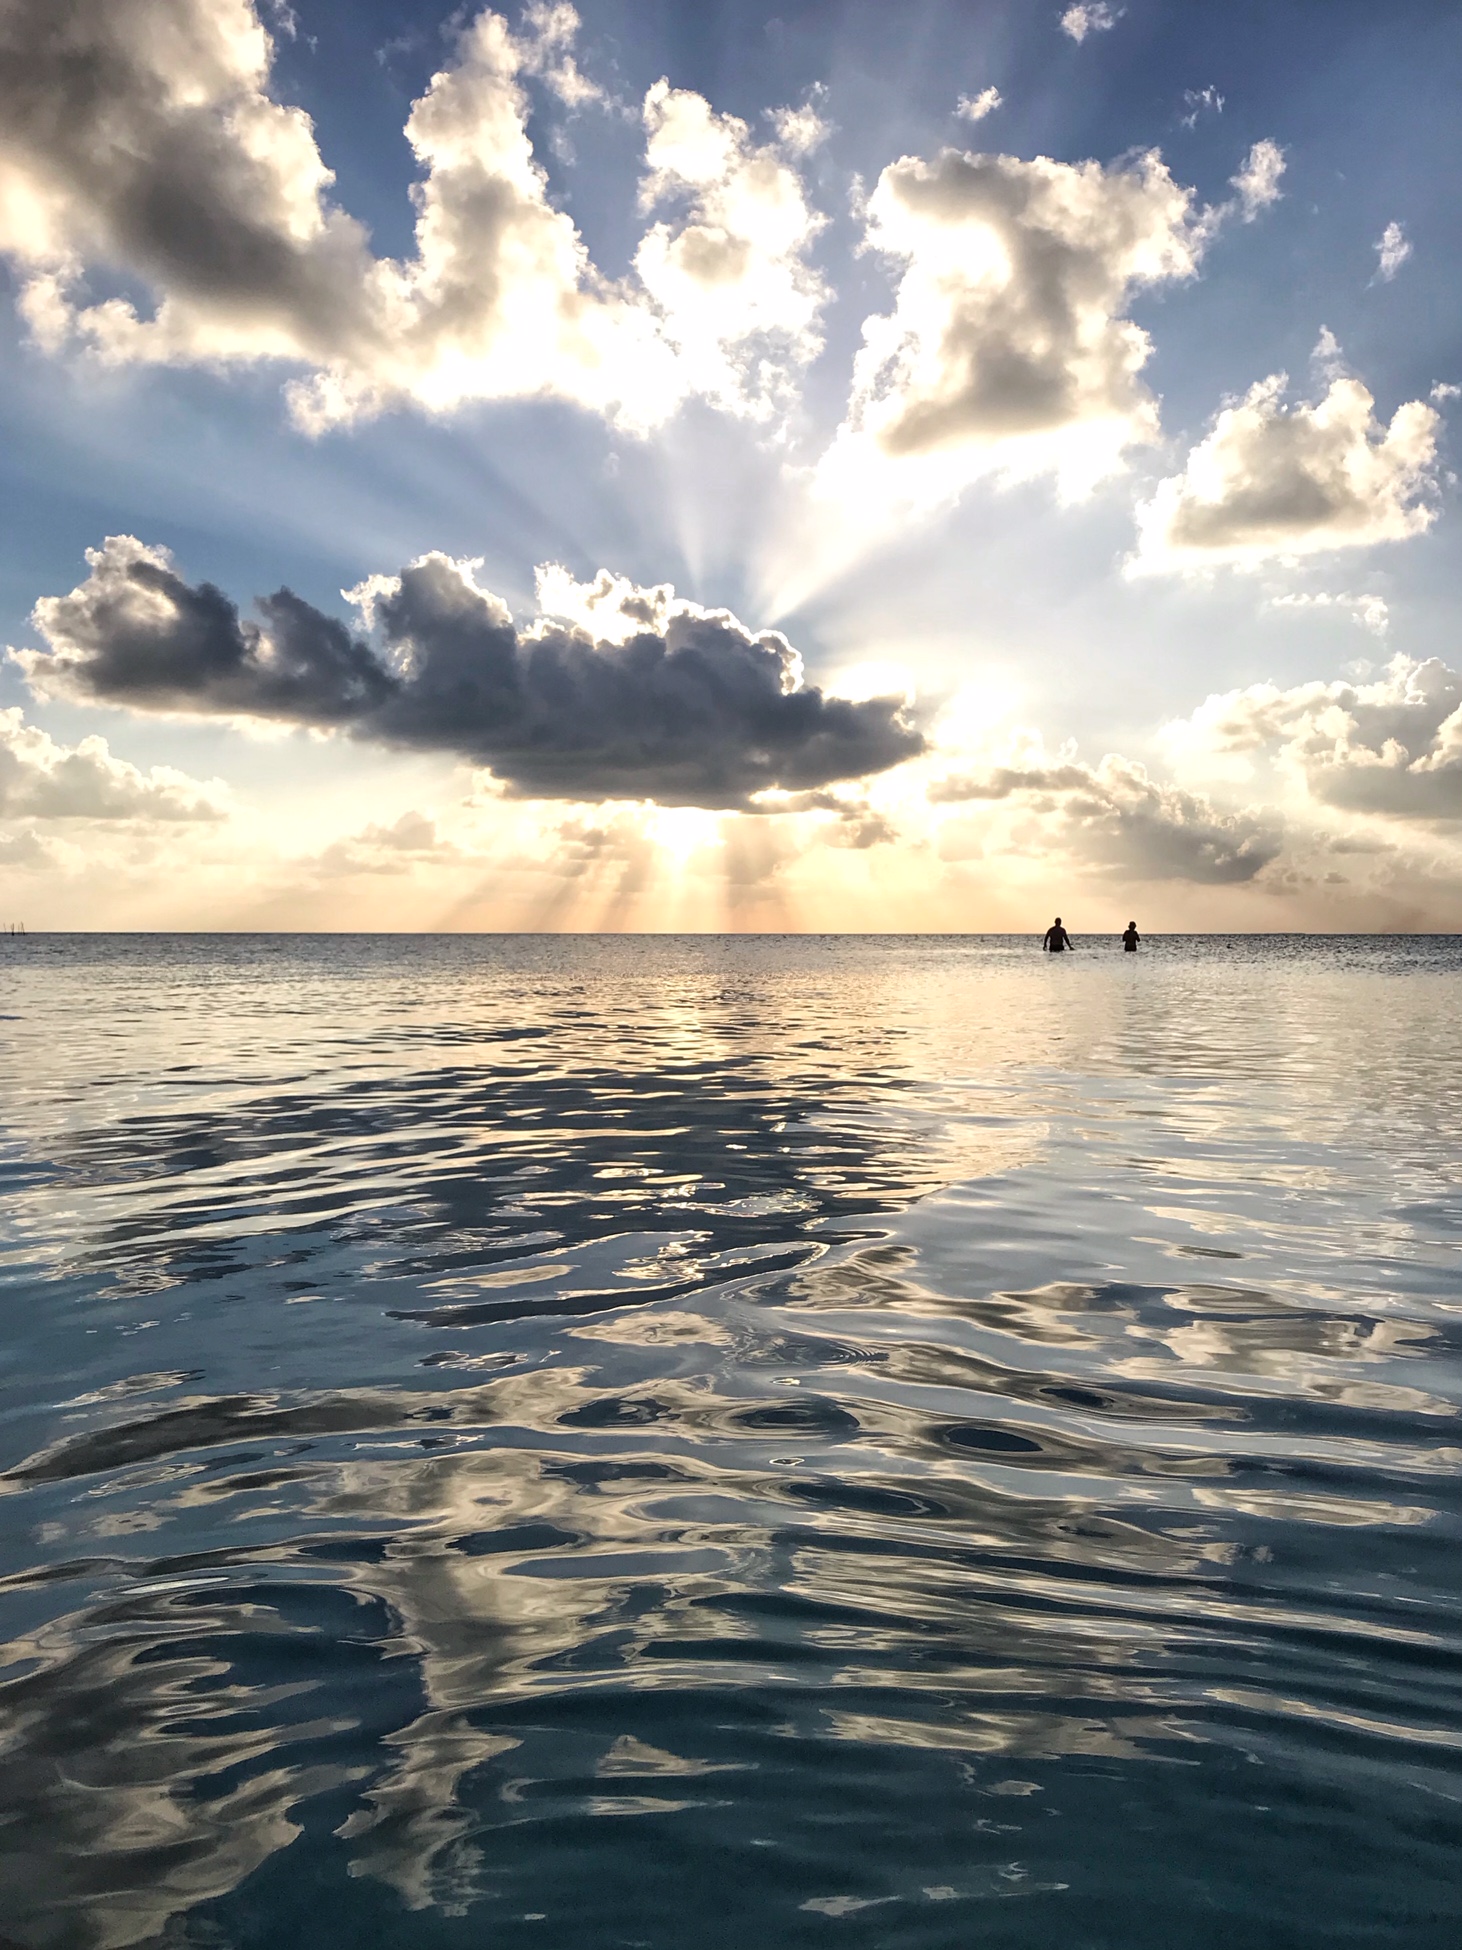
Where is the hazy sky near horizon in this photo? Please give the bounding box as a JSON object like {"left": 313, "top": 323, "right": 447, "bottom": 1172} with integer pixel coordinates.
{"left": 2, "top": 0, "right": 1461, "bottom": 930}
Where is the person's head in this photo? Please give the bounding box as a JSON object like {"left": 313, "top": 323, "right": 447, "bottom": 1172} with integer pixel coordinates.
{"left": 1127, "top": 921, "right": 1136, "bottom": 930}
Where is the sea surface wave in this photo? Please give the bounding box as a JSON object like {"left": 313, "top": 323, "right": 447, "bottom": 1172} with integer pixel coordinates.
{"left": 1, "top": 934, "right": 1459, "bottom": 1949}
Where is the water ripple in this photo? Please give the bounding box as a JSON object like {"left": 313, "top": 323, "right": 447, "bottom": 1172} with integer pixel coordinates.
{"left": 0, "top": 935, "right": 1459, "bottom": 1949}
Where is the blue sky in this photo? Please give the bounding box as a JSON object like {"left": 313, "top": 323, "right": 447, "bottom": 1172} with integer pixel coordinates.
{"left": 1, "top": 0, "right": 1460, "bottom": 929}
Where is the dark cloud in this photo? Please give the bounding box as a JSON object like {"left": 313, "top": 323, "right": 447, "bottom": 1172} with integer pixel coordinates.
{"left": 16, "top": 538, "right": 924, "bottom": 810}
{"left": 21, "top": 539, "right": 394, "bottom": 722}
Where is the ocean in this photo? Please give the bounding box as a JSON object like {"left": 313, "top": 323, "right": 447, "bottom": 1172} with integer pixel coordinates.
{"left": 1, "top": 933, "right": 1459, "bottom": 1950}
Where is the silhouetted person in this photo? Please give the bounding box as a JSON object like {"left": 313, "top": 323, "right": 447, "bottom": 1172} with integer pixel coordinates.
{"left": 1122, "top": 921, "right": 1141, "bottom": 952}
{"left": 1043, "top": 916, "right": 1074, "bottom": 953}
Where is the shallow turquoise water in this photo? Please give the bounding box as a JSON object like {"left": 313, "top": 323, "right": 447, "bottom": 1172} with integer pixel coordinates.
{"left": 0, "top": 934, "right": 1459, "bottom": 1949}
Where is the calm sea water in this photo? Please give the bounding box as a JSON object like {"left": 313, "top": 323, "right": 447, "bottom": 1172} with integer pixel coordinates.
{"left": 1, "top": 934, "right": 1460, "bottom": 1950}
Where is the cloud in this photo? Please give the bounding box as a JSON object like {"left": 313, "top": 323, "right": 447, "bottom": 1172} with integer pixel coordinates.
{"left": 0, "top": 828, "right": 60, "bottom": 871}
{"left": 532, "top": 563, "right": 674, "bottom": 643}
{"left": 633, "top": 79, "right": 829, "bottom": 418}
{"left": 17, "top": 537, "right": 396, "bottom": 721}
{"left": 306, "top": 810, "right": 467, "bottom": 878}
{"left": 824, "top": 147, "right": 1206, "bottom": 504}
{"left": 514, "top": 1, "right": 603, "bottom": 108}
{"left": 1373, "top": 220, "right": 1411, "bottom": 284}
{"left": 0, "top": 1, "right": 839, "bottom": 432}
{"left": 0, "top": 706, "right": 226, "bottom": 821}
{"left": 1267, "top": 591, "right": 1390, "bottom": 636}
{"left": 1165, "top": 655, "right": 1462, "bottom": 821}
{"left": 930, "top": 742, "right": 1282, "bottom": 883}
{"left": 1179, "top": 87, "right": 1224, "bottom": 129}
{"left": 956, "top": 88, "right": 1002, "bottom": 124}
{"left": 1230, "top": 138, "right": 1285, "bottom": 220}
{"left": 1, "top": 0, "right": 379, "bottom": 366}
{"left": 13, "top": 538, "right": 925, "bottom": 810}
{"left": 1060, "top": 4, "right": 1120, "bottom": 44}
{"left": 768, "top": 92, "right": 830, "bottom": 157}
{"left": 748, "top": 786, "right": 899, "bottom": 848}
{"left": 1132, "top": 358, "right": 1441, "bottom": 573}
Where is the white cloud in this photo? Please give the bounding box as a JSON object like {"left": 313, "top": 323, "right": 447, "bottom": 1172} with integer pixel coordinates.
{"left": 1060, "top": 4, "right": 1120, "bottom": 44}
{"left": 289, "top": 9, "right": 677, "bottom": 430}
{"left": 1267, "top": 591, "right": 1390, "bottom": 636}
{"left": 1179, "top": 138, "right": 1284, "bottom": 245}
{"left": 823, "top": 147, "right": 1206, "bottom": 506}
{"left": 1374, "top": 220, "right": 1411, "bottom": 283}
{"left": 1180, "top": 87, "right": 1224, "bottom": 129}
{"left": 515, "top": 1, "right": 603, "bottom": 108}
{"left": 0, "top": 707, "right": 227, "bottom": 822}
{"left": 1230, "top": 138, "right": 1285, "bottom": 221}
{"left": 1310, "top": 324, "right": 1346, "bottom": 382}
{"left": 957, "top": 88, "right": 1002, "bottom": 123}
{"left": 531, "top": 564, "right": 675, "bottom": 644}
{"left": 768, "top": 93, "right": 830, "bottom": 156}
{"left": 1132, "top": 363, "right": 1441, "bottom": 573}
{"left": 1162, "top": 655, "right": 1462, "bottom": 820}
{"left": 633, "top": 79, "right": 829, "bottom": 418}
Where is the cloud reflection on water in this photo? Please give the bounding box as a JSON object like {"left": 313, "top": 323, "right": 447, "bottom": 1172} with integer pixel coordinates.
{"left": 0, "top": 936, "right": 1460, "bottom": 1948}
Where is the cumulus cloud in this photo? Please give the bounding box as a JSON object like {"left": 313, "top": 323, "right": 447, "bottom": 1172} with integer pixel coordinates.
{"left": 1373, "top": 220, "right": 1411, "bottom": 284}
{"left": 1060, "top": 4, "right": 1120, "bottom": 44}
{"left": 929, "top": 741, "right": 1281, "bottom": 883}
{"left": 1166, "top": 655, "right": 1462, "bottom": 821}
{"left": 1132, "top": 359, "right": 1441, "bottom": 573}
{"left": 825, "top": 147, "right": 1206, "bottom": 503}
{"left": 17, "top": 536, "right": 396, "bottom": 720}
{"left": 0, "top": 1, "right": 680, "bottom": 428}
{"left": 0, "top": 706, "right": 225, "bottom": 820}
{"left": 957, "top": 88, "right": 1002, "bottom": 123}
{"left": 1, "top": 0, "right": 377, "bottom": 364}
{"left": 633, "top": 79, "right": 828, "bottom": 417}
{"left": 0, "top": 1, "right": 834, "bottom": 433}
{"left": 13, "top": 538, "right": 924, "bottom": 810}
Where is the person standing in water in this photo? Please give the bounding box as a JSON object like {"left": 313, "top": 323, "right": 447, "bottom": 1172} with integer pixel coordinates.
{"left": 1122, "top": 921, "right": 1141, "bottom": 952}
{"left": 1043, "top": 916, "right": 1074, "bottom": 953}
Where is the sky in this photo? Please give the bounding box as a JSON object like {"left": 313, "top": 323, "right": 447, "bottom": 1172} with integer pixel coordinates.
{"left": 1, "top": 0, "right": 1461, "bottom": 932}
